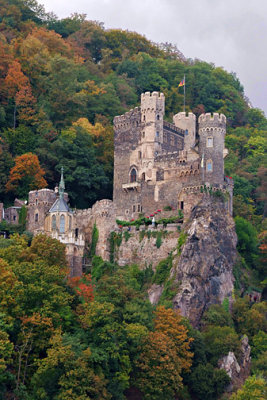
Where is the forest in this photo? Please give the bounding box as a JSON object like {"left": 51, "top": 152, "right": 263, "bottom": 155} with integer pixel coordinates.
{"left": 0, "top": 0, "right": 266, "bottom": 399}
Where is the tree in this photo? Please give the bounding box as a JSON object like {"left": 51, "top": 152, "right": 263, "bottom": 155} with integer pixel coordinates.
{"left": 203, "top": 325, "right": 240, "bottom": 365}
{"left": 0, "top": 137, "right": 13, "bottom": 202}
{"left": 188, "top": 363, "right": 230, "bottom": 400}
{"left": 230, "top": 375, "right": 267, "bottom": 400}
{"left": 31, "top": 330, "right": 110, "bottom": 400}
{"left": 235, "top": 216, "right": 258, "bottom": 266}
{"left": 6, "top": 152, "right": 47, "bottom": 198}
{"left": 134, "top": 306, "right": 193, "bottom": 400}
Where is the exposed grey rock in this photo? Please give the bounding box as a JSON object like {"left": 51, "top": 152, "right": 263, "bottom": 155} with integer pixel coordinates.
{"left": 148, "top": 284, "right": 164, "bottom": 305}
{"left": 218, "top": 336, "right": 251, "bottom": 391}
{"left": 219, "top": 351, "right": 241, "bottom": 378}
{"left": 172, "top": 197, "right": 237, "bottom": 326}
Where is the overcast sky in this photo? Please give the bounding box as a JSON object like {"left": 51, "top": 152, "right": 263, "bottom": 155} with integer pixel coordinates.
{"left": 41, "top": 0, "right": 267, "bottom": 115}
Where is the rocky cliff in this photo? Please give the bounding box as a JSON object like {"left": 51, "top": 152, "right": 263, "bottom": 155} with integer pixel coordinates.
{"left": 170, "top": 197, "right": 237, "bottom": 326}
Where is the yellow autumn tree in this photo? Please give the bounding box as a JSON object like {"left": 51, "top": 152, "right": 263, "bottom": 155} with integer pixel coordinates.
{"left": 134, "top": 306, "right": 193, "bottom": 399}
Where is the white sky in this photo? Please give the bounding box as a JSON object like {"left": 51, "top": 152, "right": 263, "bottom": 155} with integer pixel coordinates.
{"left": 40, "top": 0, "right": 267, "bottom": 115}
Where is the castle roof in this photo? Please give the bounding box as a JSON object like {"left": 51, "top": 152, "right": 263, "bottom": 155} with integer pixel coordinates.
{"left": 48, "top": 166, "right": 72, "bottom": 213}
{"left": 49, "top": 196, "right": 71, "bottom": 213}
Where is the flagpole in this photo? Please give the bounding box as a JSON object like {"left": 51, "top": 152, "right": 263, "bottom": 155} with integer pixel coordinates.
{"left": 183, "top": 74, "right": 186, "bottom": 112}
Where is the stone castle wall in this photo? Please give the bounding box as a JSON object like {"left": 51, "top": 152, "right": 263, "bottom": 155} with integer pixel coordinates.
{"left": 114, "top": 226, "right": 181, "bottom": 269}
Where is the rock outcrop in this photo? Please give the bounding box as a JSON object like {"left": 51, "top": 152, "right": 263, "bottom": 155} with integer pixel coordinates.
{"left": 218, "top": 336, "right": 251, "bottom": 391}
{"left": 171, "top": 197, "right": 237, "bottom": 326}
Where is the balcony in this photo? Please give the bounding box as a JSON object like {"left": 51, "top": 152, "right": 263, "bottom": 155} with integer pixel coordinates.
{"left": 122, "top": 182, "right": 141, "bottom": 191}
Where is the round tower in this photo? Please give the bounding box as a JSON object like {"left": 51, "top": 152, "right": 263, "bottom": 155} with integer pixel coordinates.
{"left": 140, "top": 92, "right": 165, "bottom": 160}
{"left": 198, "top": 113, "right": 226, "bottom": 185}
{"left": 173, "top": 112, "right": 196, "bottom": 150}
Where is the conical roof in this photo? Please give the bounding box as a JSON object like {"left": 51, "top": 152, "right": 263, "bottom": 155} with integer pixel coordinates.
{"left": 49, "top": 167, "right": 71, "bottom": 213}
{"left": 49, "top": 197, "right": 70, "bottom": 213}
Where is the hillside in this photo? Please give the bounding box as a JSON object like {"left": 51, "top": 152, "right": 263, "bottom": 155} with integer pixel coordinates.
{"left": 0, "top": 1, "right": 266, "bottom": 399}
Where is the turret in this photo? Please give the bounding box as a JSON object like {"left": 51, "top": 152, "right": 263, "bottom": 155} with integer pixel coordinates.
{"left": 198, "top": 113, "right": 226, "bottom": 185}
{"left": 173, "top": 112, "right": 196, "bottom": 150}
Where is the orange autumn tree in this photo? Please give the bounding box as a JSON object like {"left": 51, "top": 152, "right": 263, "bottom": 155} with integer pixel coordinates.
{"left": 4, "top": 60, "right": 37, "bottom": 126}
{"left": 134, "top": 306, "right": 193, "bottom": 400}
{"left": 6, "top": 153, "right": 47, "bottom": 198}
{"left": 68, "top": 274, "right": 94, "bottom": 303}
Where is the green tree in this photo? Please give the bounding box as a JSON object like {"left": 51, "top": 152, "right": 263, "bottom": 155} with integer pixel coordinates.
{"left": 230, "top": 375, "right": 267, "bottom": 400}
{"left": 188, "top": 363, "right": 230, "bottom": 400}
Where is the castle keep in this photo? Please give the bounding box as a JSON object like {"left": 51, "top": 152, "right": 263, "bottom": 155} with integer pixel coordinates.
{"left": 26, "top": 92, "right": 233, "bottom": 276}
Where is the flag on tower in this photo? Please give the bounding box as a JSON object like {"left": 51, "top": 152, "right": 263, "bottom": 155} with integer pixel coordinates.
{"left": 178, "top": 78, "right": 185, "bottom": 87}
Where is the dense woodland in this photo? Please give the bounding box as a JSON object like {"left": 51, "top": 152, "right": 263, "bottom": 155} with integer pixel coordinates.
{"left": 0, "top": 1, "right": 266, "bottom": 399}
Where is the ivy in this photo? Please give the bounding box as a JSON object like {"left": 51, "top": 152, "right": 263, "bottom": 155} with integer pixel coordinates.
{"left": 156, "top": 231, "right": 162, "bottom": 248}
{"left": 109, "top": 231, "right": 123, "bottom": 262}
{"left": 123, "top": 230, "right": 131, "bottom": 242}
{"left": 177, "top": 231, "right": 188, "bottom": 254}
{"left": 89, "top": 222, "right": 99, "bottom": 257}
{"left": 152, "top": 255, "right": 173, "bottom": 285}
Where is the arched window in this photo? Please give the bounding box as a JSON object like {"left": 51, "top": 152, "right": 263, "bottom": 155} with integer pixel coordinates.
{"left": 35, "top": 213, "right": 38, "bottom": 222}
{"left": 206, "top": 160, "right": 213, "bottom": 172}
{"left": 60, "top": 215, "right": 65, "bottom": 233}
{"left": 75, "top": 228, "right": 79, "bottom": 239}
{"left": 157, "top": 114, "right": 160, "bottom": 120}
{"left": 52, "top": 215, "right": 56, "bottom": 230}
{"left": 141, "top": 172, "right": 145, "bottom": 181}
{"left": 130, "top": 168, "right": 137, "bottom": 182}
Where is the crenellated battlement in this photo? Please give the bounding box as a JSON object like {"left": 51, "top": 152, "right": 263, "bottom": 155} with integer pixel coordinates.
{"left": 141, "top": 91, "right": 165, "bottom": 101}
{"left": 198, "top": 113, "right": 226, "bottom": 125}
{"left": 113, "top": 107, "right": 140, "bottom": 128}
{"left": 173, "top": 112, "right": 196, "bottom": 122}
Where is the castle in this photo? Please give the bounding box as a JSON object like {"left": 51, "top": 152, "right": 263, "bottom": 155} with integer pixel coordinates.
{"left": 26, "top": 92, "right": 234, "bottom": 276}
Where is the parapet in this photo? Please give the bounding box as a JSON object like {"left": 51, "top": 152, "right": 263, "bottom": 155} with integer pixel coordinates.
{"left": 141, "top": 91, "right": 165, "bottom": 100}
{"left": 113, "top": 107, "right": 141, "bottom": 128}
{"left": 198, "top": 113, "right": 226, "bottom": 125}
{"left": 173, "top": 112, "right": 196, "bottom": 122}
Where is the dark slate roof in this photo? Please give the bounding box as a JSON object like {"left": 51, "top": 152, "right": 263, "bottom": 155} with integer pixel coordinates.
{"left": 49, "top": 197, "right": 71, "bottom": 213}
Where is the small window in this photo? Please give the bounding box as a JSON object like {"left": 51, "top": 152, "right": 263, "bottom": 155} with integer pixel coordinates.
{"left": 206, "top": 160, "right": 213, "bottom": 172}
{"left": 143, "top": 115, "right": 146, "bottom": 121}
{"left": 75, "top": 228, "right": 79, "bottom": 239}
{"left": 137, "top": 204, "right": 141, "bottom": 212}
{"left": 163, "top": 133, "right": 167, "bottom": 143}
{"left": 13, "top": 215, "right": 16, "bottom": 221}
{"left": 180, "top": 201, "right": 184, "bottom": 210}
{"left": 185, "top": 129, "right": 188, "bottom": 136}
{"left": 35, "top": 213, "right": 38, "bottom": 222}
{"left": 133, "top": 205, "right": 136, "bottom": 212}
{"left": 138, "top": 151, "right": 142, "bottom": 159}
{"left": 142, "top": 132, "right": 145, "bottom": 138}
{"left": 35, "top": 199, "right": 38, "bottom": 205}
{"left": 207, "top": 137, "right": 213, "bottom": 147}
{"left": 155, "top": 131, "right": 159, "bottom": 139}
{"left": 170, "top": 135, "right": 174, "bottom": 146}
{"left": 52, "top": 215, "right": 56, "bottom": 230}
{"left": 60, "top": 215, "right": 65, "bottom": 233}
{"left": 157, "top": 114, "right": 160, "bottom": 120}
{"left": 69, "top": 216, "right": 72, "bottom": 230}
{"left": 130, "top": 168, "right": 137, "bottom": 182}
{"left": 141, "top": 172, "right": 145, "bottom": 181}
